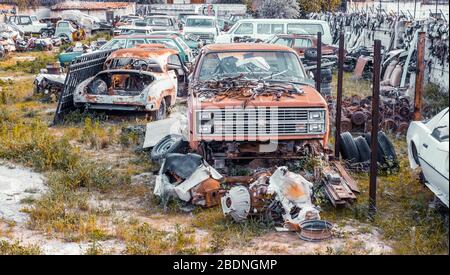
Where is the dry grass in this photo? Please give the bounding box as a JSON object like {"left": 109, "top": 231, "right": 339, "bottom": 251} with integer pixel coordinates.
{"left": 0, "top": 240, "right": 41, "bottom": 255}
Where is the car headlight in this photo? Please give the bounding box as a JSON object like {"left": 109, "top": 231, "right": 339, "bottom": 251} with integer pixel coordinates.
{"left": 309, "top": 123, "right": 324, "bottom": 133}
{"left": 199, "top": 124, "right": 213, "bottom": 134}
{"left": 200, "top": 111, "right": 214, "bottom": 121}
{"left": 309, "top": 110, "right": 324, "bottom": 120}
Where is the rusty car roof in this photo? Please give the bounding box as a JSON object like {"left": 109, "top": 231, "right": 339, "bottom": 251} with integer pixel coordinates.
{"left": 106, "top": 46, "right": 179, "bottom": 72}
{"left": 115, "top": 34, "right": 178, "bottom": 39}
{"left": 203, "top": 43, "right": 298, "bottom": 54}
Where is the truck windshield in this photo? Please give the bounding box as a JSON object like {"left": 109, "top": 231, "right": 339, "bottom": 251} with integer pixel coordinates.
{"left": 146, "top": 17, "right": 170, "bottom": 26}
{"left": 186, "top": 18, "right": 213, "bottom": 27}
{"left": 198, "top": 51, "right": 305, "bottom": 83}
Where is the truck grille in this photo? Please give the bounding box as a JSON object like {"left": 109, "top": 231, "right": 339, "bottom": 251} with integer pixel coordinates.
{"left": 189, "top": 32, "right": 213, "bottom": 41}
{"left": 196, "top": 108, "right": 326, "bottom": 137}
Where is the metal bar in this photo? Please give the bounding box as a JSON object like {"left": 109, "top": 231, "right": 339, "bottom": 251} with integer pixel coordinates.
{"left": 334, "top": 33, "right": 345, "bottom": 159}
{"left": 413, "top": 32, "right": 426, "bottom": 121}
{"left": 369, "top": 40, "right": 382, "bottom": 220}
{"left": 315, "top": 32, "right": 322, "bottom": 93}
{"left": 414, "top": 0, "right": 417, "bottom": 19}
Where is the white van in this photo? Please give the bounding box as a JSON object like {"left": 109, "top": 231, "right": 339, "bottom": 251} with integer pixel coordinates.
{"left": 215, "top": 19, "right": 333, "bottom": 45}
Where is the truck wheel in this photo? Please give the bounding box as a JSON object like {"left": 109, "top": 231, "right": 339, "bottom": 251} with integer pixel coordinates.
{"left": 153, "top": 99, "right": 167, "bottom": 121}
{"left": 150, "top": 134, "right": 185, "bottom": 161}
{"left": 340, "top": 132, "right": 360, "bottom": 163}
{"left": 354, "top": 136, "right": 370, "bottom": 162}
{"left": 377, "top": 131, "right": 397, "bottom": 162}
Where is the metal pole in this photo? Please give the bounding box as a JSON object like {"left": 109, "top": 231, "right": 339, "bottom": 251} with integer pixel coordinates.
{"left": 315, "top": 32, "right": 322, "bottom": 93}
{"left": 397, "top": 0, "right": 400, "bottom": 17}
{"left": 334, "top": 33, "right": 345, "bottom": 159}
{"left": 413, "top": 32, "right": 426, "bottom": 121}
{"left": 414, "top": 0, "right": 417, "bottom": 19}
{"left": 369, "top": 40, "right": 382, "bottom": 220}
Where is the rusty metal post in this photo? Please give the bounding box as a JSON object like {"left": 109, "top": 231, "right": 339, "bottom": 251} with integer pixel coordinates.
{"left": 413, "top": 32, "right": 426, "bottom": 121}
{"left": 369, "top": 40, "right": 382, "bottom": 220}
{"left": 315, "top": 32, "right": 322, "bottom": 93}
{"left": 334, "top": 33, "right": 345, "bottom": 159}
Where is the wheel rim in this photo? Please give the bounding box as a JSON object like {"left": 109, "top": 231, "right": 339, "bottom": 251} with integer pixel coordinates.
{"left": 156, "top": 139, "right": 174, "bottom": 155}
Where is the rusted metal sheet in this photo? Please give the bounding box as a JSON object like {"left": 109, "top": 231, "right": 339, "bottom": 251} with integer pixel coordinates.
{"left": 330, "top": 160, "right": 359, "bottom": 193}
{"left": 413, "top": 32, "right": 426, "bottom": 121}
{"left": 352, "top": 56, "right": 370, "bottom": 79}
{"left": 322, "top": 165, "right": 357, "bottom": 207}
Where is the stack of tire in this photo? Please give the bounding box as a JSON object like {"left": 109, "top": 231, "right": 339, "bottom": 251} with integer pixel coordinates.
{"left": 339, "top": 131, "right": 397, "bottom": 164}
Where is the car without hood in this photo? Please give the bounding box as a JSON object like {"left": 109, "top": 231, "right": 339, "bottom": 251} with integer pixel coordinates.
{"left": 73, "top": 45, "right": 189, "bottom": 117}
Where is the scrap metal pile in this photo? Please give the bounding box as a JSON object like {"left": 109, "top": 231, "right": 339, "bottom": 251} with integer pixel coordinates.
{"left": 326, "top": 93, "right": 412, "bottom": 135}
{"left": 194, "top": 75, "right": 304, "bottom": 102}
{"left": 152, "top": 151, "right": 362, "bottom": 239}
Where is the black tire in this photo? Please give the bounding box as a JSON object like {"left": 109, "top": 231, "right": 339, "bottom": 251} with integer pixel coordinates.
{"left": 150, "top": 134, "right": 185, "bottom": 161}
{"left": 153, "top": 99, "right": 167, "bottom": 121}
{"left": 340, "top": 132, "right": 360, "bottom": 163}
{"left": 364, "top": 133, "right": 384, "bottom": 163}
{"left": 377, "top": 131, "right": 397, "bottom": 161}
{"left": 304, "top": 48, "right": 318, "bottom": 61}
{"left": 355, "top": 136, "right": 371, "bottom": 162}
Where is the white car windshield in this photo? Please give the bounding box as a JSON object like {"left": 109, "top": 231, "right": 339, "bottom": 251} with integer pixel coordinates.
{"left": 198, "top": 51, "right": 305, "bottom": 83}
{"left": 186, "top": 18, "right": 213, "bottom": 28}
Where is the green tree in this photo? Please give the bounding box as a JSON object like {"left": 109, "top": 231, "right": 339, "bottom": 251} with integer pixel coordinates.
{"left": 298, "top": 0, "right": 342, "bottom": 15}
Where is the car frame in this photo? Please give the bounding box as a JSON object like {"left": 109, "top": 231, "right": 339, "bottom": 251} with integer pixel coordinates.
{"left": 407, "top": 107, "right": 449, "bottom": 207}
{"left": 73, "top": 45, "right": 189, "bottom": 116}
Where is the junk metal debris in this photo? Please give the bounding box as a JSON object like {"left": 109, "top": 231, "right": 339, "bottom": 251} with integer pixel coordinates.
{"left": 221, "top": 167, "right": 321, "bottom": 231}
{"left": 34, "top": 63, "right": 66, "bottom": 103}
{"left": 154, "top": 153, "right": 223, "bottom": 209}
{"left": 298, "top": 220, "right": 333, "bottom": 242}
{"left": 327, "top": 93, "right": 412, "bottom": 135}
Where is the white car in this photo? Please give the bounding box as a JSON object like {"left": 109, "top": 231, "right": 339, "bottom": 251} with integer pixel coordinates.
{"left": 407, "top": 107, "right": 449, "bottom": 207}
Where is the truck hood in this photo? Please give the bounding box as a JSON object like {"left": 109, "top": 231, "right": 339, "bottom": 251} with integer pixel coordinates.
{"left": 183, "top": 27, "right": 215, "bottom": 33}
{"left": 193, "top": 84, "right": 327, "bottom": 108}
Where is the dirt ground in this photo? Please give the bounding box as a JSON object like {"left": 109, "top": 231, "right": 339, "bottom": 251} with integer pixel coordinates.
{"left": 0, "top": 50, "right": 448, "bottom": 255}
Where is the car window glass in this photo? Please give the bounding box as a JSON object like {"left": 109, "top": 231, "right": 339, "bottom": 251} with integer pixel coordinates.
{"left": 257, "top": 24, "right": 270, "bottom": 34}
{"left": 127, "top": 39, "right": 146, "bottom": 48}
{"left": 436, "top": 113, "right": 449, "bottom": 141}
{"left": 234, "top": 23, "right": 253, "bottom": 35}
{"left": 19, "top": 16, "right": 31, "bottom": 25}
{"left": 58, "top": 22, "right": 69, "bottom": 28}
{"left": 271, "top": 24, "right": 284, "bottom": 34}
{"left": 294, "top": 38, "right": 312, "bottom": 47}
{"left": 168, "top": 54, "right": 182, "bottom": 67}
{"left": 274, "top": 37, "right": 292, "bottom": 46}
{"left": 287, "top": 23, "right": 323, "bottom": 35}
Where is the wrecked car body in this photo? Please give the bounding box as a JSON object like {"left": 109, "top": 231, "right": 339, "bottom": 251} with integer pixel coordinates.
{"left": 73, "top": 45, "right": 188, "bottom": 116}
{"left": 187, "top": 44, "right": 330, "bottom": 165}
{"left": 34, "top": 63, "right": 66, "bottom": 103}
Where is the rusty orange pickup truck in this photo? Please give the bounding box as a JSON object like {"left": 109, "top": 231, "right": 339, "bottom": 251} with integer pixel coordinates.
{"left": 187, "top": 43, "right": 330, "bottom": 164}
